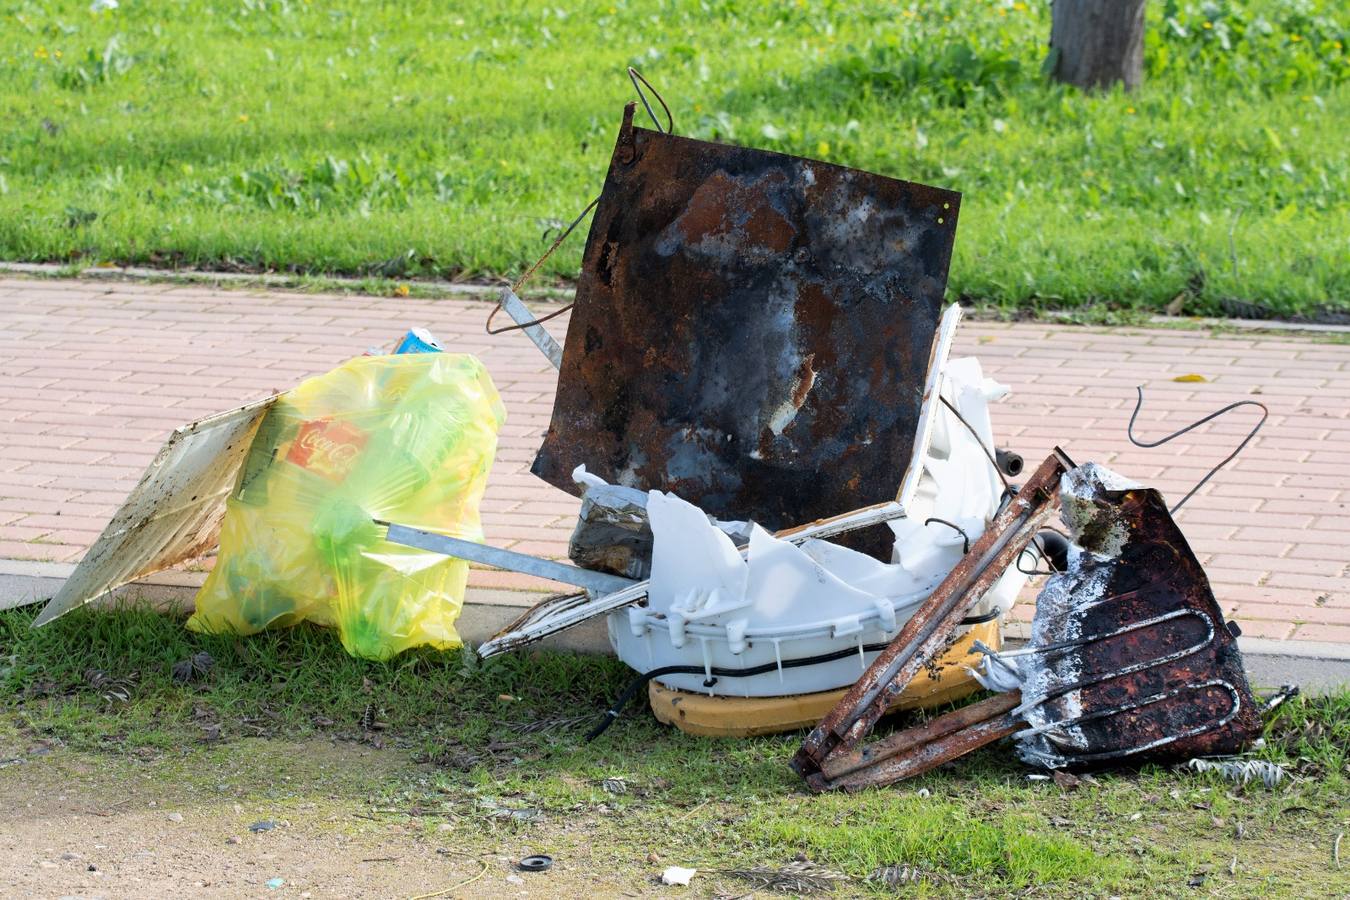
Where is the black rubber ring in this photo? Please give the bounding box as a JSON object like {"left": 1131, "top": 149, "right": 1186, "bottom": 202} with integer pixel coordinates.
{"left": 518, "top": 855, "right": 553, "bottom": 872}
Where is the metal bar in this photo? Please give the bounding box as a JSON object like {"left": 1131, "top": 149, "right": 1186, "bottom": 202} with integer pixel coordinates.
{"left": 498, "top": 287, "right": 563, "bottom": 369}
{"left": 381, "top": 522, "right": 636, "bottom": 594}
{"left": 809, "top": 696, "right": 1023, "bottom": 793}
{"left": 793, "top": 449, "right": 1073, "bottom": 778}
{"left": 817, "top": 689, "right": 1022, "bottom": 783}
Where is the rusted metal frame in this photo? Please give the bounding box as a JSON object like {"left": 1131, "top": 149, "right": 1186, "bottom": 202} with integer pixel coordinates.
{"left": 807, "top": 608, "right": 1223, "bottom": 791}
{"left": 808, "top": 692, "right": 1024, "bottom": 793}
{"left": 815, "top": 689, "right": 1022, "bottom": 784}
{"left": 793, "top": 449, "right": 1074, "bottom": 777}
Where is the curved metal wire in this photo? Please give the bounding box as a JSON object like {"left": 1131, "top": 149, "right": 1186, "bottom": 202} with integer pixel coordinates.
{"left": 486, "top": 69, "right": 674, "bottom": 336}
{"left": 485, "top": 196, "right": 600, "bottom": 336}
{"left": 923, "top": 517, "right": 970, "bottom": 554}
{"left": 938, "top": 395, "right": 1011, "bottom": 494}
{"left": 627, "top": 66, "right": 673, "bottom": 133}
{"left": 1127, "top": 386, "right": 1268, "bottom": 513}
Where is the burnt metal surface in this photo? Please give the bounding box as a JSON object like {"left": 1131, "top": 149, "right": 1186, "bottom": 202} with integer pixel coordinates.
{"left": 1010, "top": 465, "right": 1262, "bottom": 768}
{"left": 533, "top": 104, "right": 961, "bottom": 554}
{"left": 793, "top": 449, "right": 1074, "bottom": 778}
{"left": 798, "top": 463, "right": 1262, "bottom": 793}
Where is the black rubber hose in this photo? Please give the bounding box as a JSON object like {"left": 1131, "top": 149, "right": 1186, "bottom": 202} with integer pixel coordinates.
{"left": 995, "top": 448, "right": 1024, "bottom": 478}
{"left": 585, "top": 607, "right": 1002, "bottom": 740}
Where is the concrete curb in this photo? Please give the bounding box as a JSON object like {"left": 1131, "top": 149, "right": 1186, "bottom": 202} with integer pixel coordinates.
{"left": 5, "top": 262, "right": 1347, "bottom": 335}
{"left": 4, "top": 560, "right": 1346, "bottom": 692}
{"left": 0, "top": 262, "right": 569, "bottom": 300}
{"left": 0, "top": 559, "right": 607, "bottom": 656}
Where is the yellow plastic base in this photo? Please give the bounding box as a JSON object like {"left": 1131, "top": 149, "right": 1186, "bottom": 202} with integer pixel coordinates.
{"left": 648, "top": 620, "right": 1001, "bottom": 737}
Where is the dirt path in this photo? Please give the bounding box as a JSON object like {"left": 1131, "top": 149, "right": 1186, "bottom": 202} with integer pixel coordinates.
{"left": 0, "top": 737, "right": 650, "bottom": 899}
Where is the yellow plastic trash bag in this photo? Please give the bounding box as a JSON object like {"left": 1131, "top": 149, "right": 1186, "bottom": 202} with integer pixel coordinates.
{"left": 187, "top": 353, "right": 505, "bottom": 660}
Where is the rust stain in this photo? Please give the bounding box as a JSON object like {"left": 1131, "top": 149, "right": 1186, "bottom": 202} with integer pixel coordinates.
{"left": 1010, "top": 480, "right": 1263, "bottom": 768}
{"left": 798, "top": 458, "right": 1262, "bottom": 791}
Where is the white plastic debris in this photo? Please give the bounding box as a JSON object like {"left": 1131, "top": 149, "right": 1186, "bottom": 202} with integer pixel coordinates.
{"left": 607, "top": 356, "right": 1028, "bottom": 697}
{"left": 660, "top": 866, "right": 697, "bottom": 886}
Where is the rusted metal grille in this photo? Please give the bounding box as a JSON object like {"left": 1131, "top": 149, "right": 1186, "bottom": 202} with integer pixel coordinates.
{"left": 795, "top": 462, "right": 1263, "bottom": 792}
{"left": 1011, "top": 479, "right": 1262, "bottom": 768}
{"left": 532, "top": 104, "right": 961, "bottom": 553}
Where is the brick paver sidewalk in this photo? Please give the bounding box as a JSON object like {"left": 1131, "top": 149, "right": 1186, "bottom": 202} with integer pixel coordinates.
{"left": 1, "top": 277, "right": 1346, "bottom": 643}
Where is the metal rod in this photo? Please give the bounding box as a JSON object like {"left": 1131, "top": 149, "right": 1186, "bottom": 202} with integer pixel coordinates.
{"left": 810, "top": 698, "right": 1023, "bottom": 793}
{"left": 793, "top": 449, "right": 1073, "bottom": 776}
{"left": 816, "top": 689, "right": 1021, "bottom": 784}
{"left": 380, "top": 522, "right": 636, "bottom": 594}
{"left": 492, "top": 287, "right": 564, "bottom": 369}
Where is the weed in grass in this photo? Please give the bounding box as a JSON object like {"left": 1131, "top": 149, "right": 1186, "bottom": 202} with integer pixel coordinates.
{"left": 0, "top": 1, "right": 1345, "bottom": 316}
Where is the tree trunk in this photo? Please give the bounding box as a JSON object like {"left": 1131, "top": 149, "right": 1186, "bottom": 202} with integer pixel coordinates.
{"left": 1048, "top": 0, "right": 1147, "bottom": 92}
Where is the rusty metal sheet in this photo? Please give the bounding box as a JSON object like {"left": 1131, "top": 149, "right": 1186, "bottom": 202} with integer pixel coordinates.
{"left": 532, "top": 104, "right": 961, "bottom": 553}
{"left": 32, "top": 397, "right": 279, "bottom": 626}
{"left": 793, "top": 449, "right": 1074, "bottom": 779}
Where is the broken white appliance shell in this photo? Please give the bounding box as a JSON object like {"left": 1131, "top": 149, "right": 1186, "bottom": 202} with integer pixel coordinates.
{"left": 607, "top": 354, "right": 1027, "bottom": 697}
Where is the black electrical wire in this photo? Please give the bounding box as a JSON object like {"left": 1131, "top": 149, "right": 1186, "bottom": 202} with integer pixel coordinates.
{"left": 1126, "top": 385, "right": 1268, "bottom": 514}
{"left": 586, "top": 607, "right": 1002, "bottom": 740}
{"left": 923, "top": 517, "right": 970, "bottom": 554}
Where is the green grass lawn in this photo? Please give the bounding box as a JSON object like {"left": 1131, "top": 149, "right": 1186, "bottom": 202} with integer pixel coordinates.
{"left": 3, "top": 603, "right": 1348, "bottom": 896}
{"left": 2, "top": 0, "right": 1346, "bottom": 318}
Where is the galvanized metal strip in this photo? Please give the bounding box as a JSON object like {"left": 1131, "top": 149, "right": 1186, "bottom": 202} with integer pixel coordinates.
{"left": 382, "top": 523, "right": 636, "bottom": 595}
{"left": 498, "top": 287, "right": 563, "bottom": 370}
